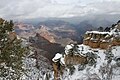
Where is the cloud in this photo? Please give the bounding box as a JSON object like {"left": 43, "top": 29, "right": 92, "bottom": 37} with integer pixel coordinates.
{"left": 89, "top": 1, "right": 120, "bottom": 14}
{"left": 0, "top": 0, "right": 51, "bottom": 19}
{"left": 0, "top": 0, "right": 120, "bottom": 20}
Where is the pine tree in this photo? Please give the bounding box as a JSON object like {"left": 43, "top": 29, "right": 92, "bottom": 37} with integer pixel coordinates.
{"left": 98, "top": 26, "right": 103, "bottom": 32}
{"left": 0, "top": 18, "right": 28, "bottom": 79}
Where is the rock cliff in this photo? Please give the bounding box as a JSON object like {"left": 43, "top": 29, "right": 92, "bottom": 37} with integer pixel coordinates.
{"left": 52, "top": 21, "right": 120, "bottom": 80}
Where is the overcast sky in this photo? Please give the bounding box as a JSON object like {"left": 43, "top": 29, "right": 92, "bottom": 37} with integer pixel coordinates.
{"left": 0, "top": 0, "right": 120, "bottom": 20}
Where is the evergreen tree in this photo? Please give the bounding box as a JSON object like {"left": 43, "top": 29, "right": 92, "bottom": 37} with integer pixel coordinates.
{"left": 104, "top": 27, "right": 110, "bottom": 32}
{"left": 0, "top": 18, "right": 28, "bottom": 79}
{"left": 98, "top": 26, "right": 103, "bottom": 32}
{"left": 117, "top": 20, "right": 120, "bottom": 24}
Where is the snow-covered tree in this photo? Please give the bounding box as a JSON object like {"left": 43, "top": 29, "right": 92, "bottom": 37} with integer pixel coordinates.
{"left": 0, "top": 18, "right": 29, "bottom": 79}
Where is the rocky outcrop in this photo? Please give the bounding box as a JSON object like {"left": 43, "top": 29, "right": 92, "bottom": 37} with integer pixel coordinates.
{"left": 83, "top": 31, "right": 110, "bottom": 49}
{"left": 52, "top": 44, "right": 97, "bottom": 80}
{"left": 52, "top": 21, "right": 120, "bottom": 80}
{"left": 83, "top": 22, "right": 120, "bottom": 49}
{"left": 64, "top": 54, "right": 87, "bottom": 65}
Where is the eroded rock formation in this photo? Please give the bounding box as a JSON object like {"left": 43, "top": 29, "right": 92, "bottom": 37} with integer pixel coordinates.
{"left": 52, "top": 21, "right": 120, "bottom": 80}
{"left": 83, "top": 22, "right": 120, "bottom": 49}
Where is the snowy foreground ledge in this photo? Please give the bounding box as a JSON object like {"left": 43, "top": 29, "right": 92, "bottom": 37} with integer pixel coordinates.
{"left": 52, "top": 44, "right": 120, "bottom": 80}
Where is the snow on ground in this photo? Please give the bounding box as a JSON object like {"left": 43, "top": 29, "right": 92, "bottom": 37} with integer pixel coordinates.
{"left": 86, "top": 31, "right": 109, "bottom": 35}
{"left": 65, "top": 44, "right": 74, "bottom": 55}
{"left": 22, "top": 57, "right": 54, "bottom": 80}
{"left": 52, "top": 53, "right": 62, "bottom": 62}
{"left": 52, "top": 53, "right": 65, "bottom": 65}
{"left": 61, "top": 44, "right": 120, "bottom": 80}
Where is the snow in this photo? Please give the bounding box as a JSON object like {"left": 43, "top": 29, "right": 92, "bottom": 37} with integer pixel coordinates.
{"left": 64, "top": 44, "right": 95, "bottom": 57}
{"left": 60, "top": 44, "right": 120, "bottom": 80}
{"left": 17, "top": 35, "right": 20, "bottom": 39}
{"left": 78, "top": 44, "right": 93, "bottom": 56}
{"left": 84, "top": 37, "right": 90, "bottom": 40}
{"left": 52, "top": 53, "right": 62, "bottom": 62}
{"left": 52, "top": 53, "right": 65, "bottom": 65}
{"left": 65, "top": 44, "right": 74, "bottom": 55}
{"left": 22, "top": 57, "right": 54, "bottom": 80}
{"left": 86, "top": 31, "right": 109, "bottom": 34}
{"left": 60, "top": 57, "right": 65, "bottom": 65}
{"left": 85, "top": 26, "right": 120, "bottom": 41}
{"left": 102, "top": 39, "right": 109, "bottom": 42}
{"left": 1, "top": 39, "right": 4, "bottom": 41}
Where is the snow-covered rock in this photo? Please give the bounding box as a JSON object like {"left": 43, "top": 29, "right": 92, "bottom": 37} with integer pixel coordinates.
{"left": 59, "top": 45, "right": 120, "bottom": 80}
